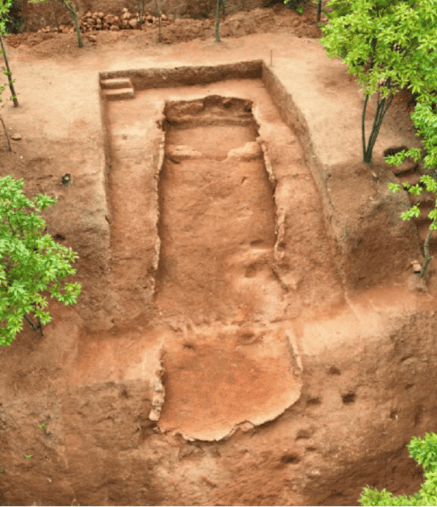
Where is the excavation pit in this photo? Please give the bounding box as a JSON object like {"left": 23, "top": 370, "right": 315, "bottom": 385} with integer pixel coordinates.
{"left": 156, "top": 95, "right": 281, "bottom": 323}
{"left": 97, "top": 61, "right": 421, "bottom": 443}
{"left": 3, "top": 31, "right": 436, "bottom": 506}
{"left": 99, "top": 62, "right": 346, "bottom": 440}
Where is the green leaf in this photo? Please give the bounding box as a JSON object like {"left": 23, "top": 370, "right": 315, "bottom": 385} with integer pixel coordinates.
{"left": 408, "top": 184, "right": 423, "bottom": 196}
{"left": 0, "top": 176, "right": 81, "bottom": 346}
{"left": 388, "top": 183, "right": 401, "bottom": 193}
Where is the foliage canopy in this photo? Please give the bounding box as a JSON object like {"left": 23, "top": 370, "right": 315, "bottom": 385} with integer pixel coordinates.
{"left": 0, "top": 176, "right": 81, "bottom": 346}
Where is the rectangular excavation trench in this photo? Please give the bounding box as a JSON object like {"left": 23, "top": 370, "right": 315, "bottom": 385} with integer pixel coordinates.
{"left": 100, "top": 62, "right": 343, "bottom": 325}
{"left": 155, "top": 95, "right": 283, "bottom": 323}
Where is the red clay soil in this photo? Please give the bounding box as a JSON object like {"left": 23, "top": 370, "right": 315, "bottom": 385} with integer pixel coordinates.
{"left": 2, "top": 3, "right": 437, "bottom": 506}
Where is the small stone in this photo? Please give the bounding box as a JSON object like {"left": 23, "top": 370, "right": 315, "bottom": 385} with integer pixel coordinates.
{"left": 129, "top": 18, "right": 138, "bottom": 28}
{"left": 411, "top": 260, "right": 422, "bottom": 273}
{"left": 11, "top": 133, "right": 21, "bottom": 141}
{"left": 121, "top": 19, "right": 129, "bottom": 28}
{"left": 149, "top": 408, "right": 161, "bottom": 422}
{"left": 122, "top": 7, "right": 128, "bottom": 12}
{"left": 88, "top": 34, "right": 97, "bottom": 42}
{"left": 104, "top": 14, "right": 115, "bottom": 24}
{"left": 154, "top": 380, "right": 164, "bottom": 392}
{"left": 98, "top": 11, "right": 104, "bottom": 18}
{"left": 110, "top": 25, "right": 120, "bottom": 31}
{"left": 161, "top": 14, "right": 167, "bottom": 21}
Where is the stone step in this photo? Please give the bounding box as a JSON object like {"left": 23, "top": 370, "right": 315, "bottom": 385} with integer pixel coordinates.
{"left": 103, "top": 87, "right": 135, "bottom": 101}
{"left": 100, "top": 78, "right": 133, "bottom": 90}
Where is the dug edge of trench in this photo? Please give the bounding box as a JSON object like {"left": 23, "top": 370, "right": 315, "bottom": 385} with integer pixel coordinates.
{"left": 0, "top": 51, "right": 431, "bottom": 416}
{"left": 99, "top": 59, "right": 431, "bottom": 442}
{"left": 1, "top": 32, "right": 436, "bottom": 505}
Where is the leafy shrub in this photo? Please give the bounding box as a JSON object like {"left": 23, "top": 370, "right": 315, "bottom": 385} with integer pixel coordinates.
{"left": 4, "top": 0, "right": 24, "bottom": 34}
{"left": 359, "top": 433, "right": 437, "bottom": 506}
{"left": 0, "top": 176, "right": 81, "bottom": 346}
{"left": 284, "top": 0, "right": 309, "bottom": 14}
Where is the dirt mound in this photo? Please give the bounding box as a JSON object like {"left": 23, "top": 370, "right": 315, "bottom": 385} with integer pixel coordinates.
{"left": 4, "top": 5, "right": 321, "bottom": 57}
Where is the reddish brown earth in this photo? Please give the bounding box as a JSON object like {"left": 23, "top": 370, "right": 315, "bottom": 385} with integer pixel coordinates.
{"left": 2, "top": 3, "right": 437, "bottom": 506}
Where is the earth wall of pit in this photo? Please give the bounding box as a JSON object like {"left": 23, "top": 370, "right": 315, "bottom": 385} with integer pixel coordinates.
{"left": 16, "top": 0, "right": 266, "bottom": 32}
{"left": 261, "top": 62, "right": 422, "bottom": 291}
{"left": 100, "top": 59, "right": 422, "bottom": 293}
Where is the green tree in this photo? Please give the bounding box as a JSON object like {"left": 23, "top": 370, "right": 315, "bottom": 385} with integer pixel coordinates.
{"left": 29, "top": 0, "right": 84, "bottom": 48}
{"left": 0, "top": 33, "right": 18, "bottom": 107}
{"left": 0, "top": 0, "right": 19, "bottom": 108}
{"left": 386, "top": 93, "right": 437, "bottom": 279}
{"left": 359, "top": 432, "right": 437, "bottom": 506}
{"left": 0, "top": 0, "right": 18, "bottom": 150}
{"left": 0, "top": 176, "right": 81, "bottom": 346}
{"left": 284, "top": 0, "right": 307, "bottom": 15}
{"left": 0, "top": 78, "right": 12, "bottom": 150}
{"left": 320, "top": 0, "right": 437, "bottom": 164}
{"left": 0, "top": 0, "right": 11, "bottom": 35}
{"left": 4, "top": 0, "right": 24, "bottom": 34}
{"left": 214, "top": 0, "right": 226, "bottom": 43}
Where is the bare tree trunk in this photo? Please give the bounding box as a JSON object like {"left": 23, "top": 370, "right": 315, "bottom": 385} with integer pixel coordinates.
{"left": 52, "top": 2, "right": 60, "bottom": 31}
{"left": 362, "top": 80, "right": 394, "bottom": 165}
{"left": 0, "top": 35, "right": 18, "bottom": 107}
{"left": 153, "top": 0, "right": 162, "bottom": 43}
{"left": 0, "top": 113, "right": 12, "bottom": 151}
{"left": 138, "top": 0, "right": 145, "bottom": 24}
{"left": 59, "top": 0, "right": 83, "bottom": 48}
{"left": 215, "top": 0, "right": 221, "bottom": 42}
{"left": 214, "top": 0, "right": 226, "bottom": 42}
{"left": 317, "top": 0, "right": 322, "bottom": 22}
{"left": 420, "top": 226, "right": 434, "bottom": 279}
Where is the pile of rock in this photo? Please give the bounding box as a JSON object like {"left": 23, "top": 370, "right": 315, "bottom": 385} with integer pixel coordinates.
{"left": 37, "top": 7, "right": 170, "bottom": 34}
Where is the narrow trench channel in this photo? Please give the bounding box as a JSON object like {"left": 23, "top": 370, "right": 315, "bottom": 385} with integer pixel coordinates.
{"left": 155, "top": 95, "right": 284, "bottom": 324}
